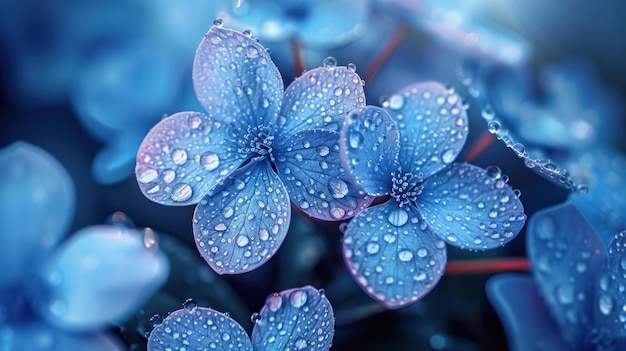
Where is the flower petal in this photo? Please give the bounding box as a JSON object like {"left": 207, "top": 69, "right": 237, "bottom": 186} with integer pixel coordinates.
{"left": 38, "top": 225, "right": 170, "bottom": 331}
{"left": 193, "top": 25, "right": 283, "bottom": 128}
{"left": 339, "top": 105, "right": 399, "bottom": 196}
{"left": 0, "top": 142, "right": 74, "bottom": 288}
{"left": 297, "top": 0, "right": 368, "bottom": 48}
{"left": 383, "top": 81, "right": 468, "bottom": 179}
{"left": 251, "top": 286, "right": 334, "bottom": 351}
{"left": 418, "top": 163, "right": 526, "bottom": 249}
{"left": 527, "top": 202, "right": 605, "bottom": 347}
{"left": 136, "top": 111, "right": 247, "bottom": 206}
{"left": 193, "top": 160, "right": 291, "bottom": 274}
{"left": 277, "top": 66, "right": 365, "bottom": 136}
{"left": 342, "top": 201, "right": 447, "bottom": 308}
{"left": 273, "top": 128, "right": 372, "bottom": 220}
{"left": 594, "top": 230, "right": 626, "bottom": 340}
{"left": 147, "top": 307, "right": 252, "bottom": 351}
{"left": 486, "top": 274, "right": 572, "bottom": 351}
{"left": 92, "top": 132, "right": 144, "bottom": 185}
{"left": 7, "top": 321, "right": 126, "bottom": 351}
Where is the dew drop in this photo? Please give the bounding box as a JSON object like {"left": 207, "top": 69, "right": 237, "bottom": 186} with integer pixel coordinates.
{"left": 348, "top": 131, "right": 363, "bottom": 148}
{"left": 188, "top": 115, "right": 202, "bottom": 129}
{"left": 137, "top": 167, "right": 158, "bottom": 183}
{"left": 162, "top": 169, "right": 176, "bottom": 183}
{"left": 441, "top": 149, "right": 455, "bottom": 164}
{"left": 334, "top": 87, "right": 343, "bottom": 96}
{"left": 267, "top": 293, "right": 282, "bottom": 311}
{"left": 481, "top": 105, "right": 495, "bottom": 120}
{"left": 511, "top": 143, "right": 525, "bottom": 157}
{"left": 213, "top": 18, "right": 224, "bottom": 27}
{"left": 223, "top": 207, "right": 234, "bottom": 219}
{"left": 290, "top": 290, "right": 308, "bottom": 307}
{"left": 242, "top": 29, "right": 252, "bottom": 37}
{"left": 171, "top": 183, "right": 193, "bottom": 202}
{"left": 387, "top": 208, "right": 409, "bottom": 227}
{"left": 330, "top": 207, "right": 346, "bottom": 219}
{"left": 150, "top": 314, "right": 163, "bottom": 327}
{"left": 251, "top": 312, "right": 261, "bottom": 323}
{"left": 398, "top": 249, "right": 413, "bottom": 262}
{"left": 171, "top": 149, "right": 188, "bottom": 165}
{"left": 555, "top": 283, "right": 574, "bottom": 305}
{"left": 599, "top": 294, "right": 614, "bottom": 315}
{"left": 486, "top": 165, "right": 502, "bottom": 179}
{"left": 328, "top": 179, "right": 349, "bottom": 199}
{"left": 366, "top": 242, "right": 380, "bottom": 255}
{"left": 387, "top": 94, "right": 404, "bottom": 110}
{"left": 316, "top": 145, "right": 330, "bottom": 157}
{"left": 236, "top": 235, "right": 249, "bottom": 247}
{"left": 347, "top": 63, "right": 357, "bottom": 72}
{"left": 182, "top": 298, "right": 197, "bottom": 312}
{"left": 201, "top": 152, "right": 220, "bottom": 171}
{"left": 487, "top": 121, "right": 501, "bottom": 134}
{"left": 246, "top": 45, "right": 259, "bottom": 58}
{"left": 323, "top": 57, "right": 337, "bottom": 67}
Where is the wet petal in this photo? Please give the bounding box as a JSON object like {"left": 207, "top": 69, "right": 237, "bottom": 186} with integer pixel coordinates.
{"left": 193, "top": 25, "right": 283, "bottom": 128}
{"left": 193, "top": 161, "right": 291, "bottom": 274}
{"left": 383, "top": 81, "right": 468, "bottom": 179}
{"left": 0, "top": 142, "right": 74, "bottom": 288}
{"left": 339, "top": 105, "right": 399, "bottom": 196}
{"left": 7, "top": 321, "right": 126, "bottom": 351}
{"left": 486, "top": 274, "right": 572, "bottom": 351}
{"left": 297, "top": 0, "right": 368, "bottom": 48}
{"left": 38, "top": 225, "right": 170, "bottom": 331}
{"left": 147, "top": 307, "right": 252, "bottom": 351}
{"left": 277, "top": 66, "right": 365, "bottom": 136}
{"left": 136, "top": 111, "right": 247, "bottom": 206}
{"left": 527, "top": 202, "right": 605, "bottom": 347}
{"left": 251, "top": 286, "right": 334, "bottom": 351}
{"left": 594, "top": 230, "right": 626, "bottom": 340}
{"left": 418, "top": 163, "right": 526, "bottom": 250}
{"left": 342, "top": 201, "right": 447, "bottom": 308}
{"left": 274, "top": 129, "right": 372, "bottom": 220}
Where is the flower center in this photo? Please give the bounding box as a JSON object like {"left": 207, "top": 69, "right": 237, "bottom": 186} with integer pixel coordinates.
{"left": 390, "top": 170, "right": 424, "bottom": 208}
{"left": 239, "top": 125, "right": 274, "bottom": 161}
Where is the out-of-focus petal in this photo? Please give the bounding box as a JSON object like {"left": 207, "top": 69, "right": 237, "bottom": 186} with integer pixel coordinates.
{"left": 297, "top": 0, "right": 367, "bottom": 48}
{"left": 193, "top": 25, "right": 283, "bottom": 128}
{"left": 218, "top": 0, "right": 297, "bottom": 43}
{"left": 339, "top": 106, "right": 399, "bottom": 196}
{"left": 418, "top": 163, "right": 526, "bottom": 250}
{"left": 38, "top": 225, "right": 170, "bottom": 331}
{"left": 277, "top": 66, "right": 365, "bottom": 136}
{"left": 136, "top": 111, "right": 247, "bottom": 206}
{"left": 0, "top": 142, "right": 75, "bottom": 288}
{"left": 147, "top": 307, "right": 252, "bottom": 351}
{"left": 273, "top": 129, "right": 372, "bottom": 220}
{"left": 193, "top": 160, "right": 290, "bottom": 274}
{"left": 251, "top": 286, "right": 335, "bottom": 350}
{"left": 383, "top": 82, "right": 468, "bottom": 179}
{"left": 6, "top": 321, "right": 126, "bottom": 351}
{"left": 92, "top": 132, "right": 145, "bottom": 185}
{"left": 527, "top": 202, "right": 605, "bottom": 347}
{"left": 342, "top": 201, "right": 447, "bottom": 308}
{"left": 486, "top": 274, "right": 573, "bottom": 351}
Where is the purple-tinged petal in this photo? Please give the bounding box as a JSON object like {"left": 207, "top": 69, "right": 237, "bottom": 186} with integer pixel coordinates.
{"left": 193, "top": 160, "right": 290, "bottom": 274}
{"left": 193, "top": 25, "right": 283, "bottom": 128}
{"left": 251, "top": 286, "right": 335, "bottom": 350}
{"left": 527, "top": 202, "right": 605, "bottom": 347}
{"left": 297, "top": 0, "right": 367, "bottom": 48}
{"left": 594, "top": 230, "right": 626, "bottom": 340}
{"left": 0, "top": 142, "right": 74, "bottom": 288}
{"left": 277, "top": 66, "right": 365, "bottom": 136}
{"left": 7, "top": 321, "right": 126, "bottom": 351}
{"left": 136, "top": 111, "right": 248, "bottom": 206}
{"left": 147, "top": 307, "right": 252, "bottom": 351}
{"left": 339, "top": 106, "right": 400, "bottom": 196}
{"left": 418, "top": 163, "right": 526, "bottom": 250}
{"left": 38, "top": 225, "right": 170, "bottom": 331}
{"left": 383, "top": 81, "right": 468, "bottom": 179}
{"left": 486, "top": 274, "right": 573, "bottom": 351}
{"left": 274, "top": 129, "right": 372, "bottom": 220}
{"left": 342, "top": 201, "right": 447, "bottom": 308}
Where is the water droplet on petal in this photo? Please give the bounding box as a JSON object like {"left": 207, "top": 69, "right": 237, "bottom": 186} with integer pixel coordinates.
{"left": 366, "top": 242, "right": 380, "bottom": 254}
{"left": 511, "top": 143, "right": 525, "bottom": 157}
{"left": 251, "top": 312, "right": 261, "bottom": 323}
{"left": 441, "top": 149, "right": 455, "bottom": 164}
{"left": 398, "top": 249, "right": 413, "bottom": 261}
{"left": 316, "top": 145, "right": 330, "bottom": 157}
{"left": 347, "top": 63, "right": 357, "bottom": 72}
{"left": 481, "top": 105, "right": 495, "bottom": 120}
{"left": 487, "top": 121, "right": 501, "bottom": 134}
{"left": 290, "top": 290, "right": 308, "bottom": 308}
{"left": 599, "top": 294, "right": 614, "bottom": 315}
{"left": 387, "top": 208, "right": 408, "bottom": 227}
{"left": 267, "top": 293, "right": 282, "bottom": 311}
{"left": 137, "top": 167, "right": 158, "bottom": 183}
{"left": 171, "top": 183, "right": 193, "bottom": 202}
{"left": 328, "top": 179, "right": 349, "bottom": 199}
{"left": 387, "top": 94, "right": 404, "bottom": 110}
{"left": 348, "top": 131, "right": 363, "bottom": 148}
{"left": 295, "top": 338, "right": 308, "bottom": 350}
{"left": 171, "top": 149, "right": 188, "bottom": 165}
{"left": 236, "top": 235, "right": 249, "bottom": 247}
{"left": 323, "top": 57, "right": 337, "bottom": 67}
{"left": 330, "top": 207, "right": 346, "bottom": 219}
{"left": 213, "top": 18, "right": 224, "bottom": 27}
{"left": 486, "top": 165, "right": 502, "bottom": 179}
{"left": 182, "top": 298, "right": 197, "bottom": 311}
{"left": 555, "top": 283, "right": 574, "bottom": 305}
{"left": 242, "top": 29, "right": 252, "bottom": 37}
{"left": 201, "top": 152, "right": 220, "bottom": 171}
{"left": 246, "top": 45, "right": 259, "bottom": 58}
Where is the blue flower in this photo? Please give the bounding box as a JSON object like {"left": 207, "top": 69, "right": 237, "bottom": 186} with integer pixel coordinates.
{"left": 0, "top": 142, "right": 170, "bottom": 349}
{"left": 135, "top": 24, "right": 372, "bottom": 275}
{"left": 487, "top": 202, "right": 626, "bottom": 350}
{"left": 217, "top": 0, "right": 368, "bottom": 48}
{"left": 147, "top": 286, "right": 334, "bottom": 351}
{"left": 338, "top": 81, "right": 526, "bottom": 308}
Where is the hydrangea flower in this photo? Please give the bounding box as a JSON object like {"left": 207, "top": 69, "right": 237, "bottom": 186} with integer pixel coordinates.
{"left": 487, "top": 202, "right": 626, "bottom": 350}
{"left": 339, "top": 82, "right": 526, "bottom": 308}
{"left": 217, "top": 0, "right": 368, "bottom": 48}
{"left": 147, "top": 286, "right": 334, "bottom": 351}
{"left": 136, "top": 24, "right": 372, "bottom": 275}
{"left": 0, "top": 142, "right": 170, "bottom": 349}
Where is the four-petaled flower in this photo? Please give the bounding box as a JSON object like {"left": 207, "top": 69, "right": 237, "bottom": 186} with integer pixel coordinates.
{"left": 339, "top": 82, "right": 527, "bottom": 308}
{"left": 488, "top": 202, "right": 626, "bottom": 351}
{"left": 136, "top": 24, "right": 372, "bottom": 275}
{"left": 148, "top": 286, "right": 334, "bottom": 351}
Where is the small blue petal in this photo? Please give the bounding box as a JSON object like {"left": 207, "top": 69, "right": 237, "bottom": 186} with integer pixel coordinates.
{"left": 418, "top": 163, "right": 526, "bottom": 250}
{"left": 193, "top": 25, "right": 283, "bottom": 128}
{"left": 147, "top": 307, "right": 252, "bottom": 351}
{"left": 527, "top": 202, "right": 606, "bottom": 347}
{"left": 193, "top": 160, "right": 290, "bottom": 274}
{"left": 297, "top": 0, "right": 368, "bottom": 48}
{"left": 486, "top": 274, "right": 572, "bottom": 351}
{"left": 136, "top": 111, "right": 247, "bottom": 206}
{"left": 342, "top": 201, "right": 447, "bottom": 308}
{"left": 8, "top": 321, "right": 126, "bottom": 351}
{"left": 273, "top": 129, "right": 372, "bottom": 220}
{"left": 594, "top": 230, "right": 626, "bottom": 340}
{"left": 384, "top": 81, "right": 468, "bottom": 179}
{"left": 92, "top": 132, "right": 144, "bottom": 185}
{"left": 0, "top": 142, "right": 75, "bottom": 288}
{"left": 277, "top": 66, "right": 366, "bottom": 136}
{"left": 339, "top": 105, "right": 400, "bottom": 196}
{"left": 39, "top": 225, "right": 170, "bottom": 331}
{"left": 251, "top": 286, "right": 335, "bottom": 351}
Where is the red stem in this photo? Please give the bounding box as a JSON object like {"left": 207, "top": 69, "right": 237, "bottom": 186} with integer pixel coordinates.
{"left": 445, "top": 257, "right": 530, "bottom": 275}
{"left": 363, "top": 25, "right": 409, "bottom": 84}
{"left": 291, "top": 39, "right": 305, "bottom": 77}
{"left": 464, "top": 130, "right": 495, "bottom": 163}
